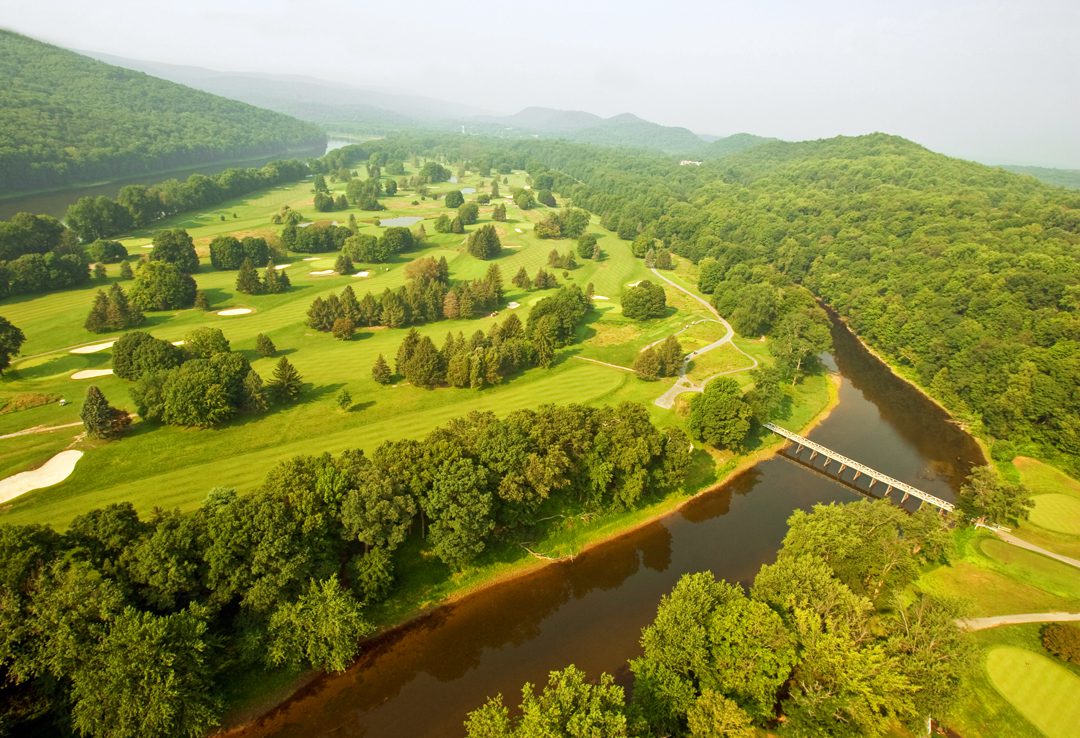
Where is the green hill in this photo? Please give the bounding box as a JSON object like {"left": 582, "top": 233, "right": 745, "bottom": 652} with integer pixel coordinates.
{"left": 1000, "top": 164, "right": 1080, "bottom": 190}
{"left": 0, "top": 31, "right": 326, "bottom": 196}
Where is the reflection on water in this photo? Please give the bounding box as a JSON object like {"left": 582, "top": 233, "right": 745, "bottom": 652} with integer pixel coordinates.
{"left": 239, "top": 317, "right": 984, "bottom": 738}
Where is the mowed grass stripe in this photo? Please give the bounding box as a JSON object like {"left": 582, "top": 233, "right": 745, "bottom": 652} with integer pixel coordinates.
{"left": 986, "top": 646, "right": 1080, "bottom": 738}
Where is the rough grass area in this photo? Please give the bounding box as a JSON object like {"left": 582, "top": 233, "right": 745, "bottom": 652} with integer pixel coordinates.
{"left": 986, "top": 645, "right": 1080, "bottom": 738}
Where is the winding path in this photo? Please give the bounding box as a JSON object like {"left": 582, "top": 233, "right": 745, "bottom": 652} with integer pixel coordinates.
{"left": 994, "top": 530, "right": 1080, "bottom": 570}
{"left": 0, "top": 422, "right": 83, "bottom": 441}
{"left": 648, "top": 268, "right": 758, "bottom": 408}
{"left": 958, "top": 612, "right": 1080, "bottom": 631}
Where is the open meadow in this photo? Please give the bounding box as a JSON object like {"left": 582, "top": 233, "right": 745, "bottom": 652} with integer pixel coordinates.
{"left": 0, "top": 164, "right": 804, "bottom": 529}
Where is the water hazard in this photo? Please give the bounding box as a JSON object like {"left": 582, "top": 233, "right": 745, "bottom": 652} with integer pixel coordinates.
{"left": 239, "top": 316, "right": 983, "bottom": 738}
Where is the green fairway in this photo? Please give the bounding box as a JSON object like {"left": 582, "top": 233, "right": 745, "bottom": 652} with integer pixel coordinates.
{"left": 1029, "top": 494, "right": 1080, "bottom": 535}
{"left": 0, "top": 165, "right": 798, "bottom": 529}
{"left": 986, "top": 645, "right": 1080, "bottom": 738}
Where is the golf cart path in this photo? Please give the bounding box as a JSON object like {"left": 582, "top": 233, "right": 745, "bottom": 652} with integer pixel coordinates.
{"left": 959, "top": 612, "right": 1080, "bottom": 631}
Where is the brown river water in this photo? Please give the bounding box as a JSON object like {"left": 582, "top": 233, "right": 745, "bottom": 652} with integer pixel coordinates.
{"left": 236, "top": 316, "right": 984, "bottom": 738}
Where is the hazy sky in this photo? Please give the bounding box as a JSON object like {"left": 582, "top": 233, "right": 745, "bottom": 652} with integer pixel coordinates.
{"left": 4, "top": 0, "right": 1079, "bottom": 167}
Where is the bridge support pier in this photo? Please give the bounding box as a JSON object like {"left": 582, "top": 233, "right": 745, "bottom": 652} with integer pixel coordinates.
{"left": 853, "top": 470, "right": 861, "bottom": 481}
{"left": 885, "top": 485, "right": 892, "bottom": 496}
{"left": 901, "top": 492, "right": 910, "bottom": 504}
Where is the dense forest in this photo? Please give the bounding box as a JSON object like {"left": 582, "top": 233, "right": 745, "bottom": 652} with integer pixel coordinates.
{"left": 0, "top": 404, "right": 690, "bottom": 737}
{"left": 363, "top": 133, "right": 1080, "bottom": 470}
{"left": 0, "top": 31, "right": 325, "bottom": 195}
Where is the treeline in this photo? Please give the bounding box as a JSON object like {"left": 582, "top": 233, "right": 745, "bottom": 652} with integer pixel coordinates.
{"left": 390, "top": 285, "right": 590, "bottom": 388}
{"left": 0, "top": 212, "right": 89, "bottom": 297}
{"left": 0, "top": 402, "right": 690, "bottom": 737}
{"left": 64, "top": 159, "right": 311, "bottom": 241}
{"left": 360, "top": 132, "right": 1080, "bottom": 467}
{"left": 0, "top": 30, "right": 324, "bottom": 195}
{"left": 465, "top": 499, "right": 971, "bottom": 737}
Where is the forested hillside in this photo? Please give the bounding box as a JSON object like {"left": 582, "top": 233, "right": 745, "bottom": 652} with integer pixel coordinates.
{"left": 366, "top": 133, "right": 1080, "bottom": 468}
{"left": 0, "top": 31, "right": 325, "bottom": 195}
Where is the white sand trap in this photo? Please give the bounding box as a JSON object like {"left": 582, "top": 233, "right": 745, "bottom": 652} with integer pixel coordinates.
{"left": 0, "top": 450, "right": 84, "bottom": 504}
{"left": 592, "top": 295, "right": 611, "bottom": 300}
{"left": 71, "top": 368, "right": 113, "bottom": 380}
{"left": 70, "top": 341, "right": 115, "bottom": 354}
{"left": 352, "top": 271, "right": 370, "bottom": 277}
{"left": 309, "top": 269, "right": 335, "bottom": 276}
{"left": 627, "top": 281, "right": 642, "bottom": 287}
{"left": 302, "top": 257, "right": 320, "bottom": 262}
{"left": 141, "top": 244, "right": 154, "bottom": 249}
{"left": 171, "top": 340, "right": 186, "bottom": 346}
{"left": 507, "top": 301, "right": 521, "bottom": 309}
{"left": 274, "top": 263, "right": 291, "bottom": 270}
{"left": 217, "top": 308, "right": 253, "bottom": 316}
{"left": 514, "top": 228, "right": 524, "bottom": 233}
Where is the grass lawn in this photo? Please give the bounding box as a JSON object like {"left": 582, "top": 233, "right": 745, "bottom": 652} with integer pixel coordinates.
{"left": 986, "top": 645, "right": 1080, "bottom": 738}
{"left": 1008, "top": 457, "right": 1080, "bottom": 558}
{"left": 0, "top": 165, "right": 802, "bottom": 531}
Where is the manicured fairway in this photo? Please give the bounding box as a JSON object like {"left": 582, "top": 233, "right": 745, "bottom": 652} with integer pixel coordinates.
{"left": 1029, "top": 493, "right": 1080, "bottom": 535}
{"left": 986, "top": 646, "right": 1080, "bottom": 738}
{"left": 0, "top": 164, "right": 787, "bottom": 528}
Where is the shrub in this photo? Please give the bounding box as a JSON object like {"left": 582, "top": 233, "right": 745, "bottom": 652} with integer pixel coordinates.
{"left": 1043, "top": 623, "right": 1080, "bottom": 665}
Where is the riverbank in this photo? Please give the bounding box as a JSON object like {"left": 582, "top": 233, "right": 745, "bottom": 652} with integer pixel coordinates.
{"left": 216, "top": 370, "right": 840, "bottom": 734}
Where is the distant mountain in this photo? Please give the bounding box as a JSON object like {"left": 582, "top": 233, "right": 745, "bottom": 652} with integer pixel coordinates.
{"left": 464, "top": 107, "right": 708, "bottom": 153}
{"left": 83, "top": 51, "right": 488, "bottom": 132}
{"left": 0, "top": 31, "right": 324, "bottom": 196}
{"left": 998, "top": 164, "right": 1080, "bottom": 190}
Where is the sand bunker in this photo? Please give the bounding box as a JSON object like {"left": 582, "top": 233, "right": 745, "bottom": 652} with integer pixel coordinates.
{"left": 303, "top": 257, "right": 320, "bottom": 262}
{"left": 71, "top": 368, "right": 114, "bottom": 380}
{"left": 70, "top": 341, "right": 115, "bottom": 354}
{"left": 0, "top": 450, "right": 85, "bottom": 504}
{"left": 507, "top": 301, "right": 521, "bottom": 309}
{"left": 352, "top": 271, "right": 370, "bottom": 277}
{"left": 626, "top": 281, "right": 642, "bottom": 287}
{"left": 592, "top": 295, "right": 611, "bottom": 300}
{"left": 217, "top": 308, "right": 253, "bottom": 316}
{"left": 514, "top": 228, "right": 524, "bottom": 233}
{"left": 171, "top": 340, "right": 186, "bottom": 346}
{"left": 274, "top": 263, "right": 291, "bottom": 270}
{"left": 309, "top": 269, "right": 335, "bottom": 276}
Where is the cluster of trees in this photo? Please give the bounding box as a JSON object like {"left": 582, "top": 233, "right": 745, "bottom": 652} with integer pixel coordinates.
{"left": 467, "top": 499, "right": 971, "bottom": 737}
{"left": 307, "top": 259, "right": 504, "bottom": 333}
{"left": 512, "top": 266, "right": 559, "bottom": 291}
{"left": 208, "top": 235, "right": 271, "bottom": 270}
{"left": 466, "top": 224, "right": 502, "bottom": 259}
{"left": 85, "top": 239, "right": 128, "bottom": 263}
{"left": 387, "top": 284, "right": 590, "bottom": 388}
{"left": 235, "top": 259, "right": 291, "bottom": 295}
{"left": 0, "top": 211, "right": 90, "bottom": 297}
{"left": 0, "top": 401, "right": 689, "bottom": 737}
{"left": 109, "top": 329, "right": 300, "bottom": 427}
{"left": 577, "top": 232, "right": 602, "bottom": 260}
{"left": 0, "top": 316, "right": 26, "bottom": 374}
{"left": 0, "top": 30, "right": 324, "bottom": 196}
{"left": 535, "top": 207, "right": 590, "bottom": 239}
{"left": 1042, "top": 623, "right": 1080, "bottom": 666}
{"left": 547, "top": 249, "right": 578, "bottom": 270}
{"left": 85, "top": 284, "right": 143, "bottom": 332}
{"left": 341, "top": 226, "right": 417, "bottom": 263}
{"left": 345, "top": 177, "right": 384, "bottom": 211}
{"left": 312, "top": 175, "right": 350, "bottom": 212}
{"left": 622, "top": 279, "right": 668, "bottom": 320}
{"left": 686, "top": 369, "right": 788, "bottom": 451}
{"left": 634, "top": 336, "right": 684, "bottom": 380}
{"left": 281, "top": 222, "right": 352, "bottom": 253}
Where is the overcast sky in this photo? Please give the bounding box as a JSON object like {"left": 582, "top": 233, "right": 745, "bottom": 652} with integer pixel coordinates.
{"left": 4, "top": 0, "right": 1079, "bottom": 167}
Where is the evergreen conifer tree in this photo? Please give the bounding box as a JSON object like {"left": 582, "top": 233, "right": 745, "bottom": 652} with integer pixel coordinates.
{"left": 119, "top": 261, "right": 134, "bottom": 280}
{"left": 194, "top": 290, "right": 210, "bottom": 310}
{"left": 371, "top": 354, "right": 392, "bottom": 384}
{"left": 267, "top": 357, "right": 303, "bottom": 403}
{"left": 80, "top": 386, "right": 130, "bottom": 439}
{"left": 85, "top": 290, "right": 109, "bottom": 332}
{"left": 235, "top": 258, "right": 263, "bottom": 295}
{"left": 256, "top": 333, "right": 277, "bottom": 357}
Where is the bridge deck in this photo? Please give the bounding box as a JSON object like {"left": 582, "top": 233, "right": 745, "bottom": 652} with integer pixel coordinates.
{"left": 763, "top": 422, "right": 955, "bottom": 512}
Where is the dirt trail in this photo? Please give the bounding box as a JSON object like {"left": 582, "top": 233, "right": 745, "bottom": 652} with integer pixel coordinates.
{"left": 0, "top": 421, "right": 83, "bottom": 440}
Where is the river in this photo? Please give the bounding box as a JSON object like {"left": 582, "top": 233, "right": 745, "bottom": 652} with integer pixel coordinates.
{"left": 0, "top": 140, "right": 353, "bottom": 221}
{"left": 237, "top": 316, "right": 983, "bottom": 738}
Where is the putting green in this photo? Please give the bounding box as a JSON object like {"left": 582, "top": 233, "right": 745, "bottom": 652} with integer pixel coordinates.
{"left": 986, "top": 645, "right": 1080, "bottom": 738}
{"left": 1029, "top": 494, "right": 1080, "bottom": 535}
